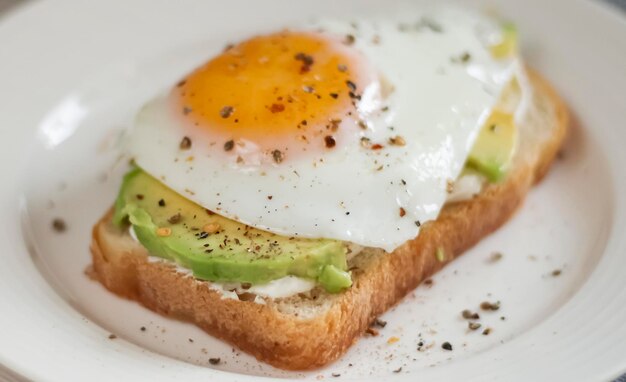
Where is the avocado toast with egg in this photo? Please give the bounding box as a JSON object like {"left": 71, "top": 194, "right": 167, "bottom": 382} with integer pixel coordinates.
{"left": 90, "top": 7, "right": 568, "bottom": 371}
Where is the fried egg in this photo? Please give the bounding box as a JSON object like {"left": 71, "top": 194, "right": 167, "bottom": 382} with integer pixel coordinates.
{"left": 128, "top": 5, "right": 521, "bottom": 252}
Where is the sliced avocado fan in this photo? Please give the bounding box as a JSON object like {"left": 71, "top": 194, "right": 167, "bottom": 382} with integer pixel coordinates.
{"left": 113, "top": 168, "right": 352, "bottom": 293}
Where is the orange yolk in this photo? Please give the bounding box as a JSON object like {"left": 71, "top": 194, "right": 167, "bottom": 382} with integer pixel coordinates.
{"left": 173, "top": 31, "right": 373, "bottom": 162}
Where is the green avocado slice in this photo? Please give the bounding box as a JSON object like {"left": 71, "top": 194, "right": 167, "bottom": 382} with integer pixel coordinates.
{"left": 113, "top": 168, "right": 352, "bottom": 293}
{"left": 490, "top": 22, "right": 517, "bottom": 59}
{"left": 466, "top": 110, "right": 517, "bottom": 183}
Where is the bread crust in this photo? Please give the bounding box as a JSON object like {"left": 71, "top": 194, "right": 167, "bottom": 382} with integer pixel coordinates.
{"left": 89, "top": 71, "right": 568, "bottom": 370}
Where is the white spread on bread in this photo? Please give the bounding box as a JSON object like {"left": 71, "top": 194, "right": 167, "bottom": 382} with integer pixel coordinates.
{"left": 446, "top": 173, "right": 486, "bottom": 203}
{"left": 136, "top": 227, "right": 316, "bottom": 300}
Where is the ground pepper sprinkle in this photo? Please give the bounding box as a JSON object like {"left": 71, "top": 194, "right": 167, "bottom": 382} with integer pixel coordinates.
{"left": 324, "top": 135, "right": 336, "bottom": 148}
{"left": 209, "top": 358, "right": 221, "bottom": 365}
{"left": 480, "top": 301, "right": 500, "bottom": 311}
{"left": 224, "top": 140, "right": 235, "bottom": 151}
{"left": 52, "top": 218, "right": 67, "bottom": 232}
{"left": 272, "top": 149, "right": 284, "bottom": 163}
{"left": 179, "top": 136, "right": 192, "bottom": 150}
{"left": 220, "top": 106, "right": 234, "bottom": 118}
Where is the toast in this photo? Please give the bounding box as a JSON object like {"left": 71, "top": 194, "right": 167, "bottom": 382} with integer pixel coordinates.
{"left": 89, "top": 70, "right": 568, "bottom": 370}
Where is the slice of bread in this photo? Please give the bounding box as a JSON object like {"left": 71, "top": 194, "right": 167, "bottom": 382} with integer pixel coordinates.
{"left": 89, "top": 70, "right": 568, "bottom": 370}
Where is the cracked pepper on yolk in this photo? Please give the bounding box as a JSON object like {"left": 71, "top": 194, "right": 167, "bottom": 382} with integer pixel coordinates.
{"left": 173, "top": 31, "right": 372, "bottom": 155}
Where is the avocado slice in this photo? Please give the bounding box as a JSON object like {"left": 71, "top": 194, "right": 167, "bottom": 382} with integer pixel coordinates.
{"left": 466, "top": 110, "right": 516, "bottom": 182}
{"left": 113, "top": 168, "right": 352, "bottom": 293}
{"left": 490, "top": 23, "right": 517, "bottom": 59}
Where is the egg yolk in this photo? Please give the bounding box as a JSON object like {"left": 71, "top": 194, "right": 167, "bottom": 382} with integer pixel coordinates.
{"left": 174, "top": 31, "right": 375, "bottom": 163}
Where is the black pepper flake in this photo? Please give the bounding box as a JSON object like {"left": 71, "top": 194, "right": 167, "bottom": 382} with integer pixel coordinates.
{"left": 167, "top": 213, "right": 181, "bottom": 224}
{"left": 108, "top": 334, "right": 117, "bottom": 340}
{"left": 415, "top": 220, "right": 421, "bottom": 227}
{"left": 220, "top": 106, "right": 234, "bottom": 118}
{"left": 294, "top": 52, "right": 314, "bottom": 73}
{"left": 332, "top": 373, "right": 341, "bottom": 378}
{"left": 489, "top": 252, "right": 503, "bottom": 263}
{"left": 209, "top": 358, "right": 221, "bottom": 365}
{"left": 269, "top": 103, "right": 285, "bottom": 113}
{"left": 452, "top": 52, "right": 472, "bottom": 64}
{"left": 224, "top": 140, "right": 235, "bottom": 151}
{"left": 374, "top": 318, "right": 387, "bottom": 328}
{"left": 393, "top": 367, "right": 402, "bottom": 373}
{"left": 480, "top": 301, "right": 500, "bottom": 311}
{"left": 136, "top": 194, "right": 144, "bottom": 200}
{"left": 324, "top": 135, "right": 336, "bottom": 148}
{"left": 329, "top": 92, "right": 339, "bottom": 99}
{"left": 188, "top": 338, "right": 194, "bottom": 343}
{"left": 468, "top": 322, "right": 482, "bottom": 331}
{"left": 344, "top": 34, "right": 356, "bottom": 45}
{"left": 158, "top": 199, "right": 166, "bottom": 207}
{"left": 482, "top": 328, "right": 492, "bottom": 336}
{"left": 52, "top": 218, "right": 66, "bottom": 232}
{"left": 462, "top": 310, "right": 480, "bottom": 320}
{"left": 176, "top": 79, "right": 186, "bottom": 87}
{"left": 198, "top": 232, "right": 209, "bottom": 239}
{"left": 442, "top": 342, "right": 453, "bottom": 351}
{"left": 140, "top": 326, "right": 146, "bottom": 332}
{"left": 328, "top": 119, "right": 341, "bottom": 131}
{"left": 360, "top": 137, "right": 371, "bottom": 148}
{"left": 552, "top": 269, "right": 562, "bottom": 277}
{"left": 388, "top": 135, "right": 406, "bottom": 146}
{"left": 179, "top": 136, "right": 192, "bottom": 150}
{"left": 271, "top": 149, "right": 284, "bottom": 164}
{"left": 346, "top": 80, "right": 357, "bottom": 92}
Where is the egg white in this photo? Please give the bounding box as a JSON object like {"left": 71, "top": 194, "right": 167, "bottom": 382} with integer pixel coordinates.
{"left": 128, "top": 5, "right": 519, "bottom": 252}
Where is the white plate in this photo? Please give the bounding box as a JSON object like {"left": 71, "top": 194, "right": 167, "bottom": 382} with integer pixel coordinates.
{"left": 1, "top": 0, "right": 625, "bottom": 381}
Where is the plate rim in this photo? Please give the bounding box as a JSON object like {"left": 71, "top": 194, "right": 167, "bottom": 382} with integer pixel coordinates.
{"left": 0, "top": 0, "right": 625, "bottom": 381}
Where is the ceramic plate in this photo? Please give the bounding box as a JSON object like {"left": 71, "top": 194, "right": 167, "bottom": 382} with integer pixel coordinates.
{"left": 1, "top": 0, "right": 625, "bottom": 380}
